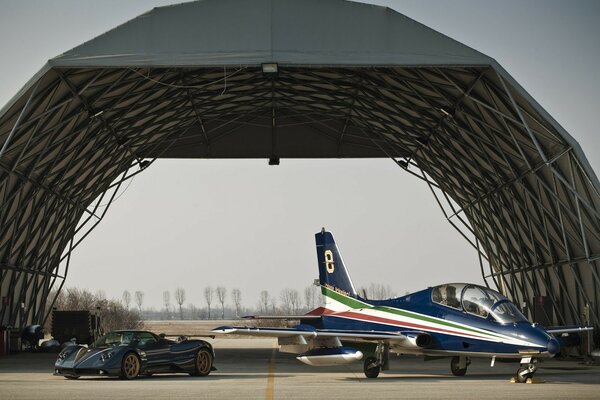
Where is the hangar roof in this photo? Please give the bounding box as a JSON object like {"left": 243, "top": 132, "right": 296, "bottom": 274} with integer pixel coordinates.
{"left": 49, "top": 0, "right": 491, "bottom": 67}
{"left": 0, "top": 0, "right": 599, "bottom": 335}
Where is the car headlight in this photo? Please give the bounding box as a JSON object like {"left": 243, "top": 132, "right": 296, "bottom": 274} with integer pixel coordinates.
{"left": 57, "top": 351, "right": 69, "bottom": 361}
{"left": 99, "top": 351, "right": 114, "bottom": 362}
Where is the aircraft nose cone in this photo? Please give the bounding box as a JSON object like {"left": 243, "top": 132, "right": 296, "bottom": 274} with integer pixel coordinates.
{"left": 547, "top": 338, "right": 560, "bottom": 355}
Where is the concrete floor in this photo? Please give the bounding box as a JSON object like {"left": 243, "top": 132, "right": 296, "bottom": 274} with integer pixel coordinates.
{"left": 1, "top": 338, "right": 599, "bottom": 400}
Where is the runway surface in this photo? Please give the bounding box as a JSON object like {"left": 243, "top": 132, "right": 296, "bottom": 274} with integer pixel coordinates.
{"left": 1, "top": 338, "right": 599, "bottom": 400}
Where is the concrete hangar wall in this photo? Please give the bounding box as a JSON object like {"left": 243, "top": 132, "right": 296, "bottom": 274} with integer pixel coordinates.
{"left": 0, "top": 0, "right": 599, "bottom": 336}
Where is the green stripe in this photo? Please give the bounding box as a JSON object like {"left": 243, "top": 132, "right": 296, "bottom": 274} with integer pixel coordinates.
{"left": 323, "top": 286, "right": 503, "bottom": 340}
{"left": 374, "top": 306, "right": 503, "bottom": 339}
{"left": 322, "top": 286, "right": 369, "bottom": 308}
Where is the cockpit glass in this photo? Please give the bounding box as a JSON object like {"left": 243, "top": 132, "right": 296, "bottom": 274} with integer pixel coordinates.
{"left": 461, "top": 285, "right": 504, "bottom": 318}
{"left": 490, "top": 301, "right": 528, "bottom": 324}
{"left": 432, "top": 283, "right": 527, "bottom": 323}
{"left": 431, "top": 284, "right": 465, "bottom": 309}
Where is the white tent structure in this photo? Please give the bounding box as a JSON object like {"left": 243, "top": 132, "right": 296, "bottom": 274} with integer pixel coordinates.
{"left": 0, "top": 0, "right": 598, "bottom": 338}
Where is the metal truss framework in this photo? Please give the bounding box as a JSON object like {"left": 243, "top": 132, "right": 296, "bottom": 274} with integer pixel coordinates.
{"left": 0, "top": 65, "right": 599, "bottom": 337}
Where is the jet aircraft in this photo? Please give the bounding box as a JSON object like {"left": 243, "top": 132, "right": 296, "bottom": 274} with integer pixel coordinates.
{"left": 213, "top": 229, "right": 592, "bottom": 382}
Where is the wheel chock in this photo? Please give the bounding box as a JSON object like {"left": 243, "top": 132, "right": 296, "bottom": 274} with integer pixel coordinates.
{"left": 509, "top": 376, "right": 545, "bottom": 384}
{"left": 526, "top": 377, "right": 545, "bottom": 384}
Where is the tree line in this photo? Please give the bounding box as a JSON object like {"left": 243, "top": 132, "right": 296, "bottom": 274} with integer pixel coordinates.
{"left": 46, "top": 288, "right": 143, "bottom": 333}
{"left": 44, "top": 282, "right": 398, "bottom": 333}
{"left": 123, "top": 282, "right": 397, "bottom": 320}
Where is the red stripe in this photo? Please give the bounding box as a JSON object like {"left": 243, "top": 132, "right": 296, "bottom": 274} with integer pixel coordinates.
{"left": 305, "top": 306, "right": 336, "bottom": 316}
{"left": 336, "top": 311, "right": 490, "bottom": 341}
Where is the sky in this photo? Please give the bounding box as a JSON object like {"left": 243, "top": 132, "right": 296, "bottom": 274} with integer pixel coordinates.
{"left": 0, "top": 0, "right": 598, "bottom": 311}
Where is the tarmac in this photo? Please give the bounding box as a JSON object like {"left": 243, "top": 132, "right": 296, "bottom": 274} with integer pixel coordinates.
{"left": 0, "top": 338, "right": 599, "bottom": 400}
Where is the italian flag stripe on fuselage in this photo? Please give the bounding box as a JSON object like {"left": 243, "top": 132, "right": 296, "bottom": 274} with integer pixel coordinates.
{"left": 321, "top": 285, "right": 542, "bottom": 347}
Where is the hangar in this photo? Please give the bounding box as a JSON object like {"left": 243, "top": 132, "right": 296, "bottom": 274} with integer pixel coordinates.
{"left": 0, "top": 0, "right": 599, "bottom": 339}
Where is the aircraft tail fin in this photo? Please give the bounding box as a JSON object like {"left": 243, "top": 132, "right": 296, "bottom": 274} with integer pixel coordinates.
{"left": 315, "top": 229, "right": 359, "bottom": 311}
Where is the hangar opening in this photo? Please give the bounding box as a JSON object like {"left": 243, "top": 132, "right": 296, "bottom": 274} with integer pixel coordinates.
{"left": 0, "top": 0, "right": 599, "bottom": 342}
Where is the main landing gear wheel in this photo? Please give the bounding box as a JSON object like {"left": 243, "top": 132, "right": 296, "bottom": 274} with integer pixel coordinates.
{"left": 191, "top": 348, "right": 213, "bottom": 377}
{"left": 450, "top": 356, "right": 469, "bottom": 376}
{"left": 363, "top": 356, "right": 381, "bottom": 379}
{"left": 120, "top": 352, "right": 141, "bottom": 380}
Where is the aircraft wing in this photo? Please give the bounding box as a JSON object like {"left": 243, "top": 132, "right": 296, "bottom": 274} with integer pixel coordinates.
{"left": 545, "top": 326, "right": 594, "bottom": 334}
{"left": 242, "top": 315, "right": 322, "bottom": 320}
{"left": 212, "top": 326, "right": 420, "bottom": 343}
{"left": 213, "top": 326, "right": 317, "bottom": 338}
{"left": 241, "top": 307, "right": 334, "bottom": 320}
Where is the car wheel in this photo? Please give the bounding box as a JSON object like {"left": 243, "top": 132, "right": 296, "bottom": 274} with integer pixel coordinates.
{"left": 191, "top": 348, "right": 213, "bottom": 377}
{"left": 120, "top": 352, "right": 141, "bottom": 380}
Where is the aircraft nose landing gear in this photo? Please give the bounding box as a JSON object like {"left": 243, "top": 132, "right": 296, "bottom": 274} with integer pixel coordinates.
{"left": 516, "top": 358, "right": 538, "bottom": 383}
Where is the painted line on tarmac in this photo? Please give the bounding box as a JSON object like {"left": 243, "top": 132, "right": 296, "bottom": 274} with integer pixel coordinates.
{"left": 266, "top": 341, "right": 278, "bottom": 400}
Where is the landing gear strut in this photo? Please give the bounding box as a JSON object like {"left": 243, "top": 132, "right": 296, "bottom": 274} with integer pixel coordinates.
{"left": 450, "top": 356, "right": 470, "bottom": 376}
{"left": 362, "top": 343, "right": 388, "bottom": 379}
{"left": 516, "top": 358, "right": 538, "bottom": 383}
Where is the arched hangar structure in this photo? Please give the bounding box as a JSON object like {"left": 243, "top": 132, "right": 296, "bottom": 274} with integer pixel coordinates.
{"left": 0, "top": 0, "right": 599, "bottom": 335}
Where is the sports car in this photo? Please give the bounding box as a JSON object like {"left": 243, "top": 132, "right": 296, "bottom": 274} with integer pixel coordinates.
{"left": 54, "top": 330, "right": 215, "bottom": 379}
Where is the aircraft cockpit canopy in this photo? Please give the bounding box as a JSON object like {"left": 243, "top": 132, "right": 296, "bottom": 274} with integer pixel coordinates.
{"left": 431, "top": 283, "right": 527, "bottom": 323}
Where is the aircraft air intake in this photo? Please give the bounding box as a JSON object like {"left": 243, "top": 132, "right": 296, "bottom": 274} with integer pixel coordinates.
{"left": 405, "top": 333, "right": 433, "bottom": 348}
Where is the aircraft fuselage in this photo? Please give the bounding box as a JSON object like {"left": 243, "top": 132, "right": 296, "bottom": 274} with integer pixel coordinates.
{"left": 302, "top": 285, "right": 559, "bottom": 358}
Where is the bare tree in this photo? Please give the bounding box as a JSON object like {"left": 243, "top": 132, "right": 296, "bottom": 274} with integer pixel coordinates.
{"left": 188, "top": 303, "right": 198, "bottom": 319}
{"left": 122, "top": 290, "right": 131, "bottom": 310}
{"left": 304, "top": 285, "right": 319, "bottom": 310}
{"left": 134, "top": 291, "right": 144, "bottom": 313}
{"left": 204, "top": 286, "right": 214, "bottom": 319}
{"left": 361, "top": 283, "right": 396, "bottom": 300}
{"left": 48, "top": 288, "right": 143, "bottom": 333}
{"left": 174, "top": 287, "right": 186, "bottom": 319}
{"left": 216, "top": 286, "right": 227, "bottom": 319}
{"left": 279, "top": 288, "right": 299, "bottom": 314}
{"left": 60, "top": 287, "right": 97, "bottom": 310}
{"left": 231, "top": 288, "right": 242, "bottom": 317}
{"left": 163, "top": 290, "right": 171, "bottom": 315}
{"left": 289, "top": 289, "right": 300, "bottom": 314}
{"left": 259, "top": 290, "right": 270, "bottom": 313}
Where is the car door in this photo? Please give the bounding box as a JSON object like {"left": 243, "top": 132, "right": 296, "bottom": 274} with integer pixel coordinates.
{"left": 136, "top": 332, "right": 170, "bottom": 370}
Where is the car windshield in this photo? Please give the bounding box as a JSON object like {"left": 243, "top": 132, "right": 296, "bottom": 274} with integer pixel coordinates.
{"left": 92, "top": 331, "right": 136, "bottom": 348}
